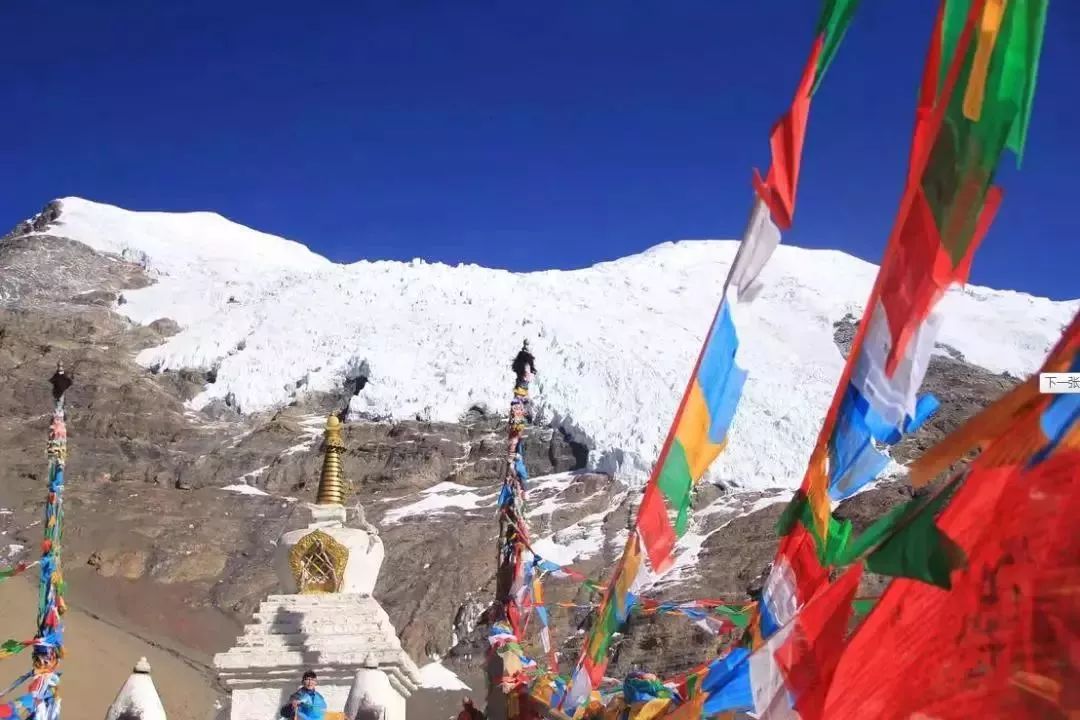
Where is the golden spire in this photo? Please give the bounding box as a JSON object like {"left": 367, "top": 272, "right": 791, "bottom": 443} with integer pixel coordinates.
{"left": 315, "top": 415, "right": 347, "bottom": 506}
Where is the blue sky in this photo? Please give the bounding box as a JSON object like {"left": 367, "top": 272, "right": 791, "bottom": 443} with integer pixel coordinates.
{"left": 3, "top": 0, "right": 1077, "bottom": 299}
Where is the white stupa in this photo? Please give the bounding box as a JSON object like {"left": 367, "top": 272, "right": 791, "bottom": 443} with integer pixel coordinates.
{"left": 214, "top": 416, "right": 421, "bottom": 720}
{"left": 104, "top": 657, "right": 167, "bottom": 720}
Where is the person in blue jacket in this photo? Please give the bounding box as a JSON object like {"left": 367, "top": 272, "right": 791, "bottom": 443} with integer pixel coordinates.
{"left": 283, "top": 670, "right": 327, "bottom": 720}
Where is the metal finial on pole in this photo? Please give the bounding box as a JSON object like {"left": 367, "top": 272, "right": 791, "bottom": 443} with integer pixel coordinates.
{"left": 50, "top": 361, "right": 72, "bottom": 406}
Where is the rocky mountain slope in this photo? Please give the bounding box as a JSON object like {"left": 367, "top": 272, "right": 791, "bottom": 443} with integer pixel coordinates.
{"left": 0, "top": 198, "right": 1075, "bottom": 715}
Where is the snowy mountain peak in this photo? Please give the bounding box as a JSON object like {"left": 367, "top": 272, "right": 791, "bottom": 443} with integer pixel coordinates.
{"left": 13, "top": 197, "right": 1079, "bottom": 489}
{"left": 43, "top": 197, "right": 330, "bottom": 275}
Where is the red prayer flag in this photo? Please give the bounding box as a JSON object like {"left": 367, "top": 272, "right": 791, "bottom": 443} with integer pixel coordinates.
{"left": 908, "top": 1, "right": 946, "bottom": 186}
{"left": 776, "top": 563, "right": 863, "bottom": 720}
{"left": 752, "top": 36, "right": 824, "bottom": 230}
{"left": 824, "top": 450, "right": 1080, "bottom": 719}
{"left": 637, "top": 485, "right": 677, "bottom": 573}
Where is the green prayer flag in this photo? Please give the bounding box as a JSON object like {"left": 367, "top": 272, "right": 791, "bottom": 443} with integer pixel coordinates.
{"left": 0, "top": 639, "right": 26, "bottom": 656}
{"left": 834, "top": 477, "right": 963, "bottom": 566}
{"left": 657, "top": 441, "right": 693, "bottom": 537}
{"left": 795, "top": 495, "right": 852, "bottom": 566}
{"left": 938, "top": 0, "right": 975, "bottom": 99}
{"left": 852, "top": 597, "right": 877, "bottom": 619}
{"left": 1001, "top": 0, "right": 1048, "bottom": 164}
{"left": 811, "top": 0, "right": 863, "bottom": 95}
{"left": 831, "top": 501, "right": 912, "bottom": 567}
{"left": 675, "top": 501, "right": 692, "bottom": 537}
{"left": 714, "top": 605, "right": 752, "bottom": 628}
{"left": 590, "top": 601, "right": 619, "bottom": 664}
{"left": 865, "top": 485, "right": 967, "bottom": 589}
{"left": 922, "top": 0, "right": 1048, "bottom": 265}
{"left": 776, "top": 490, "right": 808, "bottom": 537}
{"left": 775, "top": 490, "right": 852, "bottom": 565}
{"left": 822, "top": 514, "right": 853, "bottom": 566}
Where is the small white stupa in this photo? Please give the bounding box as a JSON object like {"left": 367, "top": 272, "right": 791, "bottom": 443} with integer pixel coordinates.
{"left": 104, "top": 656, "right": 167, "bottom": 720}
{"left": 344, "top": 653, "right": 392, "bottom": 720}
{"left": 214, "top": 416, "right": 421, "bottom": 720}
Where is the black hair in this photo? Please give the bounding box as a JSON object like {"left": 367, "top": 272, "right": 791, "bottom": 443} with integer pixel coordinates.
{"left": 302, "top": 671, "right": 317, "bottom": 681}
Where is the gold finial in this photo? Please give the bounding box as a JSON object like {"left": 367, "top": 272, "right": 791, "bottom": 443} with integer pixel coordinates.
{"left": 315, "top": 415, "right": 347, "bottom": 506}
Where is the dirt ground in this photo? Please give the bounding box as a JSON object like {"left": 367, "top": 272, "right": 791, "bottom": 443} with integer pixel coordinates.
{"left": 0, "top": 571, "right": 489, "bottom": 720}
{"left": 0, "top": 575, "right": 222, "bottom": 720}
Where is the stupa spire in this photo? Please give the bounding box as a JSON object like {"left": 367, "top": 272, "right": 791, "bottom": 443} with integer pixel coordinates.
{"left": 315, "top": 415, "right": 347, "bottom": 506}
{"left": 104, "top": 657, "right": 166, "bottom": 720}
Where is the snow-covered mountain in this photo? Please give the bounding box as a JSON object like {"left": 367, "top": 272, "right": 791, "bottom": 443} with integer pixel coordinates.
{"left": 19, "top": 197, "right": 1078, "bottom": 490}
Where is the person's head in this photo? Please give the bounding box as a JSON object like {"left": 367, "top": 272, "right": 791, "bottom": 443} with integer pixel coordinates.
{"left": 302, "top": 671, "right": 317, "bottom": 690}
{"left": 462, "top": 697, "right": 474, "bottom": 708}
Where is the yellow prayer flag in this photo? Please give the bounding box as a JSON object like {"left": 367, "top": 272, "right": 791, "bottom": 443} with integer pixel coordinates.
{"left": 665, "top": 694, "right": 706, "bottom": 719}
{"left": 616, "top": 533, "right": 642, "bottom": 607}
{"left": 963, "top": 0, "right": 1007, "bottom": 121}
{"left": 807, "top": 446, "right": 831, "bottom": 543}
{"left": 629, "top": 698, "right": 672, "bottom": 720}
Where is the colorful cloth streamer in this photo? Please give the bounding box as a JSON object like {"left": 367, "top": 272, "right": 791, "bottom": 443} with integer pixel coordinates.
{"left": 23, "top": 365, "right": 73, "bottom": 720}
{"left": 798, "top": 0, "right": 1049, "bottom": 549}
{"left": 0, "top": 563, "right": 34, "bottom": 584}
{"left": 0, "top": 640, "right": 33, "bottom": 661}
{"left": 495, "top": 3, "right": 1056, "bottom": 718}
{"left": 0, "top": 692, "right": 35, "bottom": 720}
{"left": 759, "top": 0, "right": 1051, "bottom": 670}
{"left": 700, "top": 564, "right": 862, "bottom": 718}
{"left": 622, "top": 672, "right": 678, "bottom": 705}
{"left": 489, "top": 342, "right": 551, "bottom": 719}
{"left": 638, "top": 302, "right": 747, "bottom": 572}
{"left": 824, "top": 320, "right": 1078, "bottom": 717}
{"left": 560, "top": 2, "right": 864, "bottom": 711}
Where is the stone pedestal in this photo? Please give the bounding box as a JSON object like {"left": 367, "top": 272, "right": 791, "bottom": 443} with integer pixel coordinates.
{"left": 214, "top": 594, "right": 419, "bottom": 720}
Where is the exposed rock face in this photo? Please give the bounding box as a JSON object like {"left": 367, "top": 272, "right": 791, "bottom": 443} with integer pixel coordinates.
{"left": 0, "top": 225, "right": 1023, "bottom": 708}
{"left": 831, "top": 312, "right": 1019, "bottom": 464}
{"left": 0, "top": 230, "right": 602, "bottom": 673}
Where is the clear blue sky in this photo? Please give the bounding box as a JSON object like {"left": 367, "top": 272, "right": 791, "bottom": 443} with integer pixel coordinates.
{"left": 3, "top": 0, "right": 1078, "bottom": 299}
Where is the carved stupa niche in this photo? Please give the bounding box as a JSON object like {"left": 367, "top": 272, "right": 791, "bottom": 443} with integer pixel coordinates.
{"left": 289, "top": 528, "right": 349, "bottom": 594}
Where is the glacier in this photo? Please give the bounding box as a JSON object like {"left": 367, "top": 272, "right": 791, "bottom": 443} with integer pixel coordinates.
{"left": 23, "top": 197, "right": 1079, "bottom": 490}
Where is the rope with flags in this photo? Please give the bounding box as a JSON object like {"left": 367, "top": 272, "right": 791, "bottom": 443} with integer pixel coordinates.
{"left": 557, "top": 2, "right": 864, "bottom": 713}
{"left": 749, "top": 0, "right": 1051, "bottom": 669}
{"left": 480, "top": 2, "right": 1063, "bottom": 717}
{"left": 821, "top": 313, "right": 1079, "bottom": 718}
{"left": 694, "top": 2, "right": 1057, "bottom": 718}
